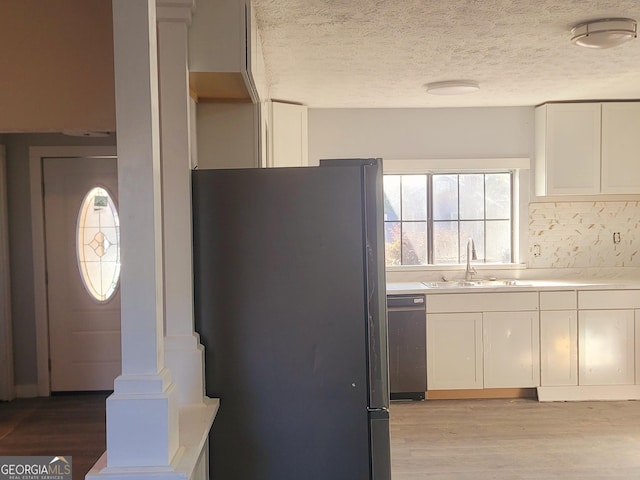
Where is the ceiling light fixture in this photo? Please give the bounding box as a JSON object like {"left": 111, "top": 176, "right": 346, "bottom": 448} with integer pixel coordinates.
{"left": 425, "top": 80, "right": 480, "bottom": 95}
{"left": 571, "top": 18, "right": 637, "bottom": 49}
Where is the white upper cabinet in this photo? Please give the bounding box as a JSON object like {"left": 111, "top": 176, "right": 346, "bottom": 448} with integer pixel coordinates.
{"left": 188, "top": 0, "right": 267, "bottom": 103}
{"left": 536, "top": 102, "right": 640, "bottom": 196}
{"left": 535, "top": 103, "right": 601, "bottom": 196}
{"left": 601, "top": 103, "right": 640, "bottom": 194}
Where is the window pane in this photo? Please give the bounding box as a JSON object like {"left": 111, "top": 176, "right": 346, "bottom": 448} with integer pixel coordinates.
{"left": 384, "top": 222, "right": 401, "bottom": 266}
{"left": 432, "top": 175, "right": 458, "bottom": 220}
{"left": 433, "top": 221, "right": 458, "bottom": 264}
{"left": 459, "top": 174, "right": 485, "bottom": 220}
{"left": 486, "top": 173, "right": 511, "bottom": 219}
{"left": 433, "top": 175, "right": 458, "bottom": 220}
{"left": 486, "top": 220, "right": 511, "bottom": 263}
{"left": 383, "top": 175, "right": 401, "bottom": 221}
{"left": 402, "top": 222, "right": 427, "bottom": 265}
{"left": 76, "top": 187, "right": 120, "bottom": 302}
{"left": 382, "top": 170, "right": 512, "bottom": 266}
{"left": 460, "top": 221, "right": 485, "bottom": 262}
{"left": 401, "top": 175, "right": 427, "bottom": 221}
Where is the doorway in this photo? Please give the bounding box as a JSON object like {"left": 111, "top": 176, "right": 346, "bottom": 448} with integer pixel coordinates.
{"left": 30, "top": 146, "right": 118, "bottom": 395}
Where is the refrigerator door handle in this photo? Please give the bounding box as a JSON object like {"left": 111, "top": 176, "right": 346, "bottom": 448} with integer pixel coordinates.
{"left": 367, "top": 406, "right": 389, "bottom": 413}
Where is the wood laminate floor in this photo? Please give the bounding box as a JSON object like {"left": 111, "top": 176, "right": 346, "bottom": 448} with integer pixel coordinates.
{"left": 0, "top": 393, "right": 107, "bottom": 480}
{"left": 390, "top": 398, "right": 640, "bottom": 479}
{"left": 3, "top": 394, "right": 640, "bottom": 480}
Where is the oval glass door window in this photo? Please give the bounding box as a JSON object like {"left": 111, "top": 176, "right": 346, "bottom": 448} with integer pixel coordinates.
{"left": 76, "top": 187, "right": 121, "bottom": 302}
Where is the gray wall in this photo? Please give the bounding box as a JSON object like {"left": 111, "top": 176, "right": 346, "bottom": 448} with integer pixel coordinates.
{"left": 308, "top": 107, "right": 534, "bottom": 164}
{"left": 4, "top": 133, "right": 117, "bottom": 388}
{"left": 308, "top": 107, "right": 536, "bottom": 275}
{"left": 197, "top": 103, "right": 257, "bottom": 169}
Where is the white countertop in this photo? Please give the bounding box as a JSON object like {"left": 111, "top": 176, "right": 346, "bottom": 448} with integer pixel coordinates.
{"left": 386, "top": 279, "right": 640, "bottom": 295}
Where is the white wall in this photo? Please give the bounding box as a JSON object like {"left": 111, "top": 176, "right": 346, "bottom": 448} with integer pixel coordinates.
{"left": 308, "top": 107, "right": 640, "bottom": 283}
{"left": 308, "top": 107, "right": 534, "bottom": 164}
{"left": 0, "top": 1, "right": 115, "bottom": 133}
{"left": 309, "top": 107, "right": 535, "bottom": 279}
{"left": 196, "top": 103, "right": 257, "bottom": 169}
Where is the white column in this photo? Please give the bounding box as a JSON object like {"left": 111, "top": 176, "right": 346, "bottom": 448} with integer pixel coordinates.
{"left": 104, "top": 0, "right": 179, "bottom": 468}
{"left": 156, "top": 0, "right": 206, "bottom": 406}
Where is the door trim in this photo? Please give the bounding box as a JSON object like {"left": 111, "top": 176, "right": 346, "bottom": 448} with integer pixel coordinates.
{"left": 0, "top": 145, "right": 15, "bottom": 401}
{"left": 30, "top": 146, "right": 117, "bottom": 396}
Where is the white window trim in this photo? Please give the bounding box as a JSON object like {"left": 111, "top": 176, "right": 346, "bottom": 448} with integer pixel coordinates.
{"left": 382, "top": 158, "right": 530, "bottom": 271}
{"left": 383, "top": 157, "right": 530, "bottom": 174}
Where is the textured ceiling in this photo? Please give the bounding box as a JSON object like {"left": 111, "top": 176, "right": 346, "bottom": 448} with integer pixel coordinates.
{"left": 253, "top": 0, "right": 640, "bottom": 108}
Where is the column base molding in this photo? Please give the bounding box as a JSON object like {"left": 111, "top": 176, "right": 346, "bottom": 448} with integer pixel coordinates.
{"left": 88, "top": 399, "right": 219, "bottom": 480}
{"left": 106, "top": 371, "right": 180, "bottom": 468}
{"left": 165, "top": 334, "right": 206, "bottom": 405}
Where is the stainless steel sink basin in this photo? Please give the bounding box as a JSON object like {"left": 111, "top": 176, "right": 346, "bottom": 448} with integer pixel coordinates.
{"left": 422, "top": 279, "right": 532, "bottom": 289}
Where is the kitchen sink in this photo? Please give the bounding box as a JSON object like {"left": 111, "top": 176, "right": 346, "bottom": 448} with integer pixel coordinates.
{"left": 422, "top": 279, "right": 532, "bottom": 289}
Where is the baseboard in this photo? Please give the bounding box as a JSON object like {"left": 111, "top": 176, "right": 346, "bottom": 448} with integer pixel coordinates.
{"left": 426, "top": 388, "right": 537, "bottom": 400}
{"left": 537, "top": 385, "right": 640, "bottom": 402}
{"left": 15, "top": 384, "right": 39, "bottom": 398}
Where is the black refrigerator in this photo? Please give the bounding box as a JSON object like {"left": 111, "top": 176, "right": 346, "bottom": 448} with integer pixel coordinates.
{"left": 192, "top": 158, "right": 391, "bottom": 480}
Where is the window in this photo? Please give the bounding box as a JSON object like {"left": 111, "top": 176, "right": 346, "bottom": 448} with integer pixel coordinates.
{"left": 384, "top": 172, "right": 512, "bottom": 266}
{"left": 76, "top": 187, "right": 121, "bottom": 302}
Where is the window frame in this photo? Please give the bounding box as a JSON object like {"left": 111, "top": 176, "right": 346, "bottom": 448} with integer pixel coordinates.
{"left": 382, "top": 158, "right": 529, "bottom": 271}
{"left": 76, "top": 185, "right": 121, "bottom": 304}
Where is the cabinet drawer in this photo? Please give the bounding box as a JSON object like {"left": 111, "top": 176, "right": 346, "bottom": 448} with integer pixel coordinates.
{"left": 540, "top": 291, "right": 576, "bottom": 310}
{"left": 578, "top": 290, "right": 640, "bottom": 310}
{"left": 426, "top": 292, "right": 538, "bottom": 313}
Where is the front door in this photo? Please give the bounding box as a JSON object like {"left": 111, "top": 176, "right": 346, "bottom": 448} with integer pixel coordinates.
{"left": 43, "top": 157, "right": 121, "bottom": 391}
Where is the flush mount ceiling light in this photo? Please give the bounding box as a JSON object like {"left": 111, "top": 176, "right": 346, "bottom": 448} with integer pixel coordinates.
{"left": 571, "top": 18, "right": 637, "bottom": 49}
{"left": 425, "top": 80, "right": 480, "bottom": 95}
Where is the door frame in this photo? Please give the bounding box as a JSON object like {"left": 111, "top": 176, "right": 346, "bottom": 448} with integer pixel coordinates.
{"left": 30, "top": 146, "right": 117, "bottom": 396}
{"left": 0, "top": 145, "right": 15, "bottom": 401}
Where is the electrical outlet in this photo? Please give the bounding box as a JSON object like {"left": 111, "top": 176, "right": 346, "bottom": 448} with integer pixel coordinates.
{"left": 533, "top": 244, "right": 541, "bottom": 257}
{"left": 613, "top": 232, "right": 621, "bottom": 245}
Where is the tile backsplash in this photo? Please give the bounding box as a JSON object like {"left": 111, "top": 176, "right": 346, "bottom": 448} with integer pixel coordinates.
{"left": 528, "top": 201, "right": 640, "bottom": 268}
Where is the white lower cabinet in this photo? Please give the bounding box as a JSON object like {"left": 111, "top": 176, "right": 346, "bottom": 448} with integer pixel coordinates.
{"left": 426, "top": 292, "right": 539, "bottom": 390}
{"left": 483, "top": 312, "right": 540, "bottom": 388}
{"left": 540, "top": 311, "right": 578, "bottom": 386}
{"left": 427, "top": 313, "right": 483, "bottom": 390}
{"left": 539, "top": 291, "right": 578, "bottom": 387}
{"left": 422, "top": 288, "right": 640, "bottom": 400}
{"left": 578, "top": 309, "right": 635, "bottom": 385}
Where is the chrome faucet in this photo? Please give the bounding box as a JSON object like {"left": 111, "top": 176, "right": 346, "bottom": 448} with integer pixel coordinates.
{"left": 465, "top": 238, "right": 477, "bottom": 281}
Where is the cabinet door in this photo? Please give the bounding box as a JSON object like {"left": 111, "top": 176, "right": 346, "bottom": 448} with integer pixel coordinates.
{"left": 427, "top": 313, "right": 483, "bottom": 390}
{"left": 483, "top": 311, "right": 540, "bottom": 388}
{"left": 579, "top": 310, "right": 635, "bottom": 385}
{"left": 540, "top": 311, "right": 578, "bottom": 386}
{"left": 538, "top": 103, "right": 601, "bottom": 195}
{"left": 601, "top": 103, "right": 640, "bottom": 194}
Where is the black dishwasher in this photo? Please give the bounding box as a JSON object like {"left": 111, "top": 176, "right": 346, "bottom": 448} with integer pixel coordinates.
{"left": 387, "top": 294, "right": 427, "bottom": 400}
